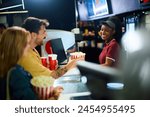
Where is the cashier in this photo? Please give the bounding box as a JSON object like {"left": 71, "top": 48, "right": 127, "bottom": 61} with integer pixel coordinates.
{"left": 98, "top": 20, "right": 120, "bottom": 68}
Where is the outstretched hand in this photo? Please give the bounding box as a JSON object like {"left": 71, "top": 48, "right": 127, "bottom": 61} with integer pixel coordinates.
{"left": 67, "top": 57, "right": 85, "bottom": 70}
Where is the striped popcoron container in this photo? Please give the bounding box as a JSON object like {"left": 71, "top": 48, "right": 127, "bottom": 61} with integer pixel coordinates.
{"left": 31, "top": 76, "right": 55, "bottom": 100}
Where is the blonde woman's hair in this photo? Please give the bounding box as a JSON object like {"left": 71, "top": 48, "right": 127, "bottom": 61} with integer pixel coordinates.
{"left": 0, "top": 26, "right": 30, "bottom": 77}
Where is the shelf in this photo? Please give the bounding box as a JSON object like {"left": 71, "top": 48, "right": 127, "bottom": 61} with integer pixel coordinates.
{"left": 0, "top": 10, "right": 28, "bottom": 15}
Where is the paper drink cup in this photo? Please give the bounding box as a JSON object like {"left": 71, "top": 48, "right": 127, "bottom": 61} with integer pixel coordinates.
{"left": 31, "top": 76, "right": 55, "bottom": 100}
{"left": 41, "top": 57, "right": 47, "bottom": 67}
{"left": 48, "top": 54, "right": 57, "bottom": 70}
{"left": 48, "top": 54, "right": 57, "bottom": 61}
{"left": 49, "top": 60, "right": 57, "bottom": 70}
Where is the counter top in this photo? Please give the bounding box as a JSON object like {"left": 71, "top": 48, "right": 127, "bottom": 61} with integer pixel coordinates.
{"left": 54, "top": 71, "right": 90, "bottom": 100}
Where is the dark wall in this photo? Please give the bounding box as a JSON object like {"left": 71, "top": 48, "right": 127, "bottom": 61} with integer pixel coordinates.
{"left": 24, "top": 0, "right": 76, "bottom": 31}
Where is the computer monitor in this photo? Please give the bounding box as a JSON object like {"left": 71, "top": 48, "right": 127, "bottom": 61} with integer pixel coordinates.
{"left": 77, "top": 61, "right": 123, "bottom": 99}
{"left": 50, "top": 38, "right": 68, "bottom": 65}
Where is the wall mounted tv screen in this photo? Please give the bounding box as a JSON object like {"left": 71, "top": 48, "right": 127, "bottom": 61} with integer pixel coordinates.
{"left": 140, "top": 0, "right": 150, "bottom": 3}
{"left": 139, "top": 0, "right": 150, "bottom": 5}
{"left": 77, "top": 0, "right": 109, "bottom": 21}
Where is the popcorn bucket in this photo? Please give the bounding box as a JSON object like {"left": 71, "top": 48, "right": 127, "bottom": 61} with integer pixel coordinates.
{"left": 31, "top": 76, "right": 55, "bottom": 100}
{"left": 70, "top": 52, "right": 86, "bottom": 60}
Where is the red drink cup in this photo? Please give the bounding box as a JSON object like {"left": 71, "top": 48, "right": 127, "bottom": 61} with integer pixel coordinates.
{"left": 49, "top": 60, "right": 57, "bottom": 70}
{"left": 41, "top": 57, "right": 47, "bottom": 67}
{"left": 48, "top": 54, "right": 57, "bottom": 70}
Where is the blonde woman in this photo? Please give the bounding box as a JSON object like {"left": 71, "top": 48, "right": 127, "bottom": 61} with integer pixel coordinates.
{"left": 0, "top": 26, "right": 62, "bottom": 100}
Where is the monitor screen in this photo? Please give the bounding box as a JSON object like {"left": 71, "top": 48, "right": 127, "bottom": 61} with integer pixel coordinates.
{"left": 77, "top": 0, "right": 109, "bottom": 21}
{"left": 0, "top": 0, "right": 24, "bottom": 11}
{"left": 49, "top": 38, "right": 68, "bottom": 65}
{"left": 140, "top": 0, "right": 150, "bottom": 4}
{"left": 139, "top": 0, "right": 150, "bottom": 8}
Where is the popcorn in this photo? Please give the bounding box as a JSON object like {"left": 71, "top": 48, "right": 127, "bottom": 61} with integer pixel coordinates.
{"left": 70, "top": 52, "right": 86, "bottom": 60}
{"left": 31, "top": 76, "right": 55, "bottom": 99}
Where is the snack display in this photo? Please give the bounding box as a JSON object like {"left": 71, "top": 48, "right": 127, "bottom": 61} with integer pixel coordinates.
{"left": 31, "top": 76, "right": 55, "bottom": 99}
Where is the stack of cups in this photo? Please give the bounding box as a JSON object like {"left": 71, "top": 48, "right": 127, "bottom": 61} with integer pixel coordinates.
{"left": 41, "top": 57, "right": 48, "bottom": 67}
{"left": 48, "top": 54, "right": 58, "bottom": 70}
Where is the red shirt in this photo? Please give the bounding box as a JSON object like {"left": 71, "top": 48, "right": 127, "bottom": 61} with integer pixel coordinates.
{"left": 99, "top": 39, "right": 120, "bottom": 67}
